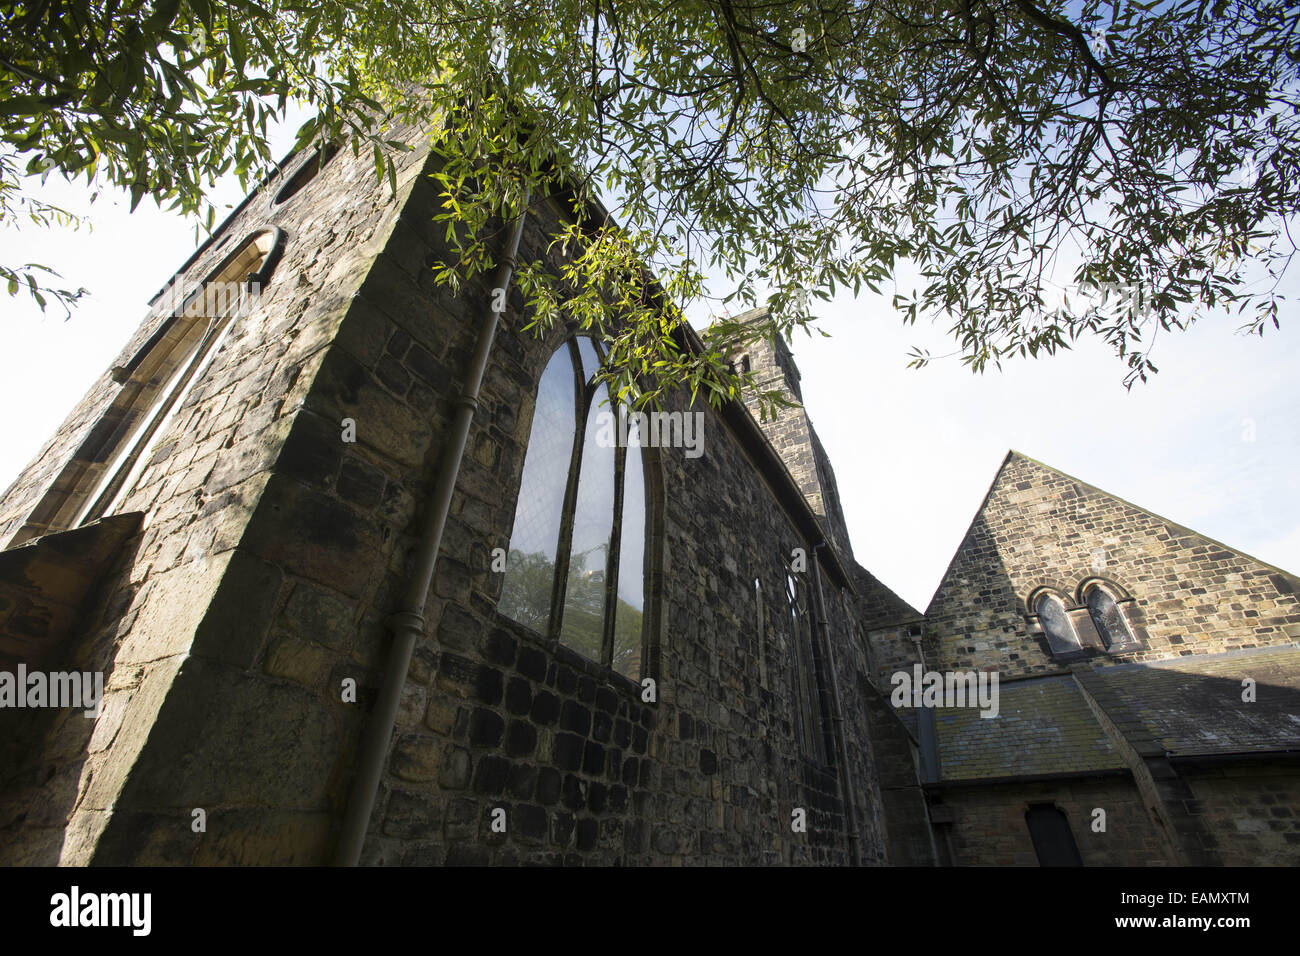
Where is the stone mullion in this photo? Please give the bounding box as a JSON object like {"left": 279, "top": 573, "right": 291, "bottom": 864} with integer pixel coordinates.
{"left": 547, "top": 340, "right": 589, "bottom": 640}
{"left": 601, "top": 439, "right": 627, "bottom": 668}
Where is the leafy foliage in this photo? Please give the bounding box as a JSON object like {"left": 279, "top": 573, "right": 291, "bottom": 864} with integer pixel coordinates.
{"left": 4, "top": 0, "right": 1298, "bottom": 391}
{"left": 0, "top": 152, "right": 86, "bottom": 313}
{"left": 498, "top": 547, "right": 554, "bottom": 634}
{"left": 0, "top": 0, "right": 430, "bottom": 310}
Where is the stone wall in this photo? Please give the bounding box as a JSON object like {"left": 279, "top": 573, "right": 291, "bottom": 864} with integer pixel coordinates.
{"left": 336, "top": 229, "right": 893, "bottom": 863}
{"left": 935, "top": 777, "right": 1176, "bottom": 866}
{"left": 0, "top": 123, "right": 902, "bottom": 865}
{"left": 1181, "top": 764, "right": 1300, "bottom": 865}
{"left": 0, "top": 117, "right": 435, "bottom": 864}
{"left": 732, "top": 312, "right": 853, "bottom": 560}
{"left": 860, "top": 684, "right": 937, "bottom": 864}
{"left": 895, "top": 450, "right": 1300, "bottom": 867}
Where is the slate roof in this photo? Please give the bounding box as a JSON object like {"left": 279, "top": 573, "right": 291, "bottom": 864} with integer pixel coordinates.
{"left": 935, "top": 674, "right": 1126, "bottom": 781}
{"left": 927, "top": 646, "right": 1300, "bottom": 784}
{"left": 1075, "top": 645, "right": 1300, "bottom": 758}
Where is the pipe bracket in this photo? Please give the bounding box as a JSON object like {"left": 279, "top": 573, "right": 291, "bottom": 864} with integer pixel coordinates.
{"left": 385, "top": 610, "right": 427, "bottom": 634}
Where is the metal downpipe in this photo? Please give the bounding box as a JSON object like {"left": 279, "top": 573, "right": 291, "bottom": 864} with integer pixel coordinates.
{"left": 333, "top": 195, "right": 530, "bottom": 866}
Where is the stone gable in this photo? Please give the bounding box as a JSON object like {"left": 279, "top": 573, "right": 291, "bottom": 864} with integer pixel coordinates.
{"left": 922, "top": 451, "right": 1300, "bottom": 680}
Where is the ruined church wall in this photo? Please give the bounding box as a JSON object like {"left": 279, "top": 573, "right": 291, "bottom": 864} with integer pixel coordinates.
{"left": 1, "top": 124, "right": 897, "bottom": 865}
{"left": 0, "top": 120, "right": 434, "bottom": 863}
{"left": 326, "top": 195, "right": 893, "bottom": 863}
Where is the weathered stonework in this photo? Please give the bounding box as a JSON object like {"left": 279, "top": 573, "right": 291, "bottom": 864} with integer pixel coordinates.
{"left": 0, "top": 116, "right": 435, "bottom": 864}
{"left": 1, "top": 116, "right": 1295, "bottom": 868}
{"left": 920, "top": 452, "right": 1300, "bottom": 680}
{"left": 871, "top": 452, "right": 1300, "bottom": 866}
{"left": 933, "top": 777, "right": 1176, "bottom": 866}
{"left": 0, "top": 122, "right": 916, "bottom": 866}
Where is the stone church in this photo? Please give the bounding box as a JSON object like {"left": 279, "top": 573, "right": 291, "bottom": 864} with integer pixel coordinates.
{"left": 0, "top": 118, "right": 1296, "bottom": 865}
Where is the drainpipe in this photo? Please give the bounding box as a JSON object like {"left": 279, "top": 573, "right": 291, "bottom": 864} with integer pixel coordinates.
{"left": 908, "top": 627, "right": 951, "bottom": 865}
{"left": 912, "top": 630, "right": 940, "bottom": 784}
{"left": 810, "top": 540, "right": 862, "bottom": 866}
{"left": 333, "top": 193, "right": 530, "bottom": 866}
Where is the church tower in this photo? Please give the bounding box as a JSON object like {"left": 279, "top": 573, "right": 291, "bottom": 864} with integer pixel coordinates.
{"left": 727, "top": 305, "right": 854, "bottom": 560}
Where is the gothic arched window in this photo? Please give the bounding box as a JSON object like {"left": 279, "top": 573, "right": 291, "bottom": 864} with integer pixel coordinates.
{"left": 786, "top": 567, "right": 828, "bottom": 764}
{"left": 1034, "top": 592, "right": 1080, "bottom": 656}
{"left": 1083, "top": 583, "right": 1135, "bottom": 650}
{"left": 499, "top": 336, "right": 646, "bottom": 681}
{"left": 8, "top": 229, "right": 283, "bottom": 546}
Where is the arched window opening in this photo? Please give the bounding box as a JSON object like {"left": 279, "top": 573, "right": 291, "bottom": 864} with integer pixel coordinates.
{"left": 611, "top": 420, "right": 645, "bottom": 678}
{"left": 1084, "top": 583, "right": 1135, "bottom": 650}
{"left": 1033, "top": 592, "right": 1080, "bottom": 656}
{"left": 499, "top": 336, "right": 647, "bottom": 681}
{"left": 1025, "top": 805, "right": 1083, "bottom": 866}
{"left": 79, "top": 231, "right": 278, "bottom": 525}
{"left": 786, "top": 567, "right": 829, "bottom": 764}
{"left": 7, "top": 230, "right": 281, "bottom": 547}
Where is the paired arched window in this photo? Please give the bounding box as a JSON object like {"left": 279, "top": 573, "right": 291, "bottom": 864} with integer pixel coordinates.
{"left": 1030, "top": 580, "right": 1138, "bottom": 657}
{"left": 1033, "top": 591, "right": 1080, "bottom": 656}
{"left": 1082, "top": 583, "right": 1135, "bottom": 650}
{"left": 499, "top": 336, "right": 646, "bottom": 681}
{"left": 8, "top": 230, "right": 282, "bottom": 545}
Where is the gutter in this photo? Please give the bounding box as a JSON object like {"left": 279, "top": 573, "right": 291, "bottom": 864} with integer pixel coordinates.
{"left": 333, "top": 194, "right": 530, "bottom": 866}
{"left": 1166, "top": 750, "right": 1300, "bottom": 767}
{"left": 922, "top": 767, "right": 1132, "bottom": 790}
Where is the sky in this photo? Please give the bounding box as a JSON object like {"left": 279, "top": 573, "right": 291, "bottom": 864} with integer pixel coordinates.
{"left": 2, "top": 117, "right": 1298, "bottom": 613}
